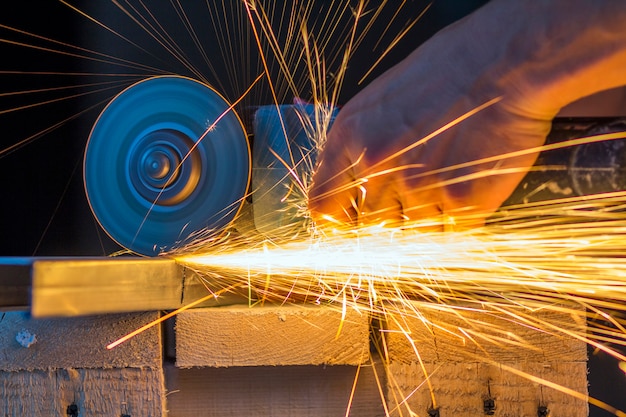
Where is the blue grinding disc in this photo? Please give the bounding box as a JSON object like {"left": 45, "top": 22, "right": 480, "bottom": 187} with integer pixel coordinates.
{"left": 84, "top": 76, "right": 250, "bottom": 256}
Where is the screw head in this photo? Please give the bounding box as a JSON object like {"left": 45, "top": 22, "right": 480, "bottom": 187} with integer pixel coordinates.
{"left": 483, "top": 398, "right": 496, "bottom": 415}
{"left": 427, "top": 407, "right": 440, "bottom": 417}
{"left": 66, "top": 402, "right": 79, "bottom": 417}
{"left": 538, "top": 405, "right": 550, "bottom": 417}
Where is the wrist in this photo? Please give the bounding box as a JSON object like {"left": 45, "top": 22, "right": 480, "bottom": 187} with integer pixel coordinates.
{"left": 475, "top": 0, "right": 626, "bottom": 118}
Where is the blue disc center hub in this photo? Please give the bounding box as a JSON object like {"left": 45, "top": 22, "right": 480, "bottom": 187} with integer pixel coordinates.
{"left": 144, "top": 147, "right": 176, "bottom": 181}
{"left": 128, "top": 129, "right": 202, "bottom": 206}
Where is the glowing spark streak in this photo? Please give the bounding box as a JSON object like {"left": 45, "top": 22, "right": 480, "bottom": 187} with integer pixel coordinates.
{"left": 179, "top": 209, "right": 626, "bottom": 359}
{"left": 268, "top": 145, "right": 309, "bottom": 201}
{"left": 368, "top": 96, "right": 503, "bottom": 173}
{"left": 111, "top": 0, "right": 204, "bottom": 80}
{"left": 0, "top": 22, "right": 161, "bottom": 73}
{"left": 305, "top": 151, "right": 367, "bottom": 204}
{"left": 387, "top": 368, "right": 436, "bottom": 415}
{"left": 369, "top": 358, "right": 391, "bottom": 417}
{"left": 248, "top": 1, "right": 301, "bottom": 96}
{"left": 0, "top": 98, "right": 113, "bottom": 159}
{"left": 203, "top": 2, "right": 236, "bottom": 93}
{"left": 498, "top": 362, "right": 626, "bottom": 417}
{"left": 169, "top": 0, "right": 217, "bottom": 83}
{"left": 310, "top": 2, "right": 352, "bottom": 68}
{"left": 0, "top": 70, "right": 144, "bottom": 76}
{"left": 358, "top": 2, "right": 432, "bottom": 85}
{"left": 307, "top": 98, "right": 502, "bottom": 204}
{"left": 33, "top": 158, "right": 82, "bottom": 255}
{"left": 130, "top": 72, "right": 263, "bottom": 247}
{"left": 0, "top": 79, "right": 136, "bottom": 98}
{"left": 397, "top": 317, "right": 437, "bottom": 409}
{"left": 301, "top": 24, "right": 326, "bottom": 109}
{"left": 344, "top": 363, "right": 361, "bottom": 417}
{"left": 329, "top": 1, "right": 364, "bottom": 107}
{"left": 106, "top": 284, "right": 242, "bottom": 350}
{"left": 336, "top": 291, "right": 347, "bottom": 339}
{"left": 59, "top": 0, "right": 174, "bottom": 72}
{"left": 372, "top": 0, "right": 411, "bottom": 50}
{"left": 0, "top": 82, "right": 127, "bottom": 116}
{"left": 403, "top": 131, "right": 626, "bottom": 185}
{"left": 243, "top": 1, "right": 297, "bottom": 173}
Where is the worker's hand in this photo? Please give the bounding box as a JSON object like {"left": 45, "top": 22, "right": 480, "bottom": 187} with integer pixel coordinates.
{"left": 309, "top": 0, "right": 626, "bottom": 230}
{"left": 309, "top": 1, "right": 551, "bottom": 229}
{"left": 309, "top": 93, "right": 549, "bottom": 230}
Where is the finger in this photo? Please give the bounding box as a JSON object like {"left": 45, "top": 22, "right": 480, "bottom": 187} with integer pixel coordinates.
{"left": 357, "top": 173, "right": 404, "bottom": 227}
{"left": 438, "top": 154, "right": 541, "bottom": 227}
{"left": 309, "top": 138, "right": 360, "bottom": 228}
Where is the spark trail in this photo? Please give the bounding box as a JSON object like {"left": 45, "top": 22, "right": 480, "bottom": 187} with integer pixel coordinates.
{"left": 177, "top": 194, "right": 626, "bottom": 415}
{"left": 179, "top": 197, "right": 626, "bottom": 353}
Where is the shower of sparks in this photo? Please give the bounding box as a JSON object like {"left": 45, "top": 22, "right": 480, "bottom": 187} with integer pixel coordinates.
{"left": 178, "top": 198, "right": 626, "bottom": 352}
{"left": 175, "top": 193, "right": 626, "bottom": 415}
{"left": 3, "top": 1, "right": 626, "bottom": 415}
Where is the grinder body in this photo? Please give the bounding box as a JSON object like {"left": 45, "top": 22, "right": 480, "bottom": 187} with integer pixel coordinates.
{"left": 84, "top": 75, "right": 626, "bottom": 254}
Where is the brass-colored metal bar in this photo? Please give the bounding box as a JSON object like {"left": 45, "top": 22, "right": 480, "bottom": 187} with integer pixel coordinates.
{"left": 31, "top": 257, "right": 183, "bottom": 317}
{"left": 0, "top": 257, "right": 32, "bottom": 311}
{"left": 0, "top": 257, "right": 244, "bottom": 317}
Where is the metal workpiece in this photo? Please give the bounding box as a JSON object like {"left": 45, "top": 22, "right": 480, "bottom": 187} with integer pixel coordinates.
{"left": 31, "top": 257, "right": 182, "bottom": 317}
{"left": 0, "top": 257, "right": 244, "bottom": 317}
{"left": 0, "top": 257, "right": 31, "bottom": 312}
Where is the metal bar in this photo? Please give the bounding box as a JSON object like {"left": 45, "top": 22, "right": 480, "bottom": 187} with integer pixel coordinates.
{"left": 0, "top": 257, "right": 245, "bottom": 317}
{"left": 31, "top": 257, "right": 183, "bottom": 317}
{"left": 0, "top": 257, "right": 32, "bottom": 311}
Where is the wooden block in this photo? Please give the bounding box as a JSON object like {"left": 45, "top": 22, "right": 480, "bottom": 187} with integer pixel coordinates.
{"left": 386, "top": 361, "right": 588, "bottom": 417}
{"left": 0, "top": 312, "right": 165, "bottom": 416}
{"left": 175, "top": 305, "right": 370, "bottom": 367}
{"left": 382, "top": 304, "right": 588, "bottom": 416}
{"left": 1, "top": 368, "right": 164, "bottom": 417}
{"left": 164, "top": 362, "right": 385, "bottom": 417}
{"left": 385, "top": 306, "right": 587, "bottom": 363}
{"left": 0, "top": 312, "right": 162, "bottom": 370}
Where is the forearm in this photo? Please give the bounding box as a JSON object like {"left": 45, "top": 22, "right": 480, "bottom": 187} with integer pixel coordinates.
{"left": 467, "top": 0, "right": 626, "bottom": 118}
{"left": 311, "top": 0, "right": 626, "bottom": 225}
{"left": 341, "top": 0, "right": 626, "bottom": 155}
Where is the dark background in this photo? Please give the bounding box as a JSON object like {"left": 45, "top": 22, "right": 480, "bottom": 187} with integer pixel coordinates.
{"left": 0, "top": 1, "right": 622, "bottom": 415}
{"left": 0, "top": 0, "right": 488, "bottom": 256}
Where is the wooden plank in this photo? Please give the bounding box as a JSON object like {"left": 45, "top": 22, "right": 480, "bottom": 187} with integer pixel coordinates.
{"left": 1, "top": 368, "right": 164, "bottom": 417}
{"left": 383, "top": 304, "right": 588, "bottom": 416}
{"left": 0, "top": 312, "right": 162, "bottom": 370}
{"left": 164, "top": 362, "right": 385, "bottom": 417}
{"left": 385, "top": 361, "right": 588, "bottom": 417}
{"left": 0, "top": 312, "right": 165, "bottom": 416}
{"left": 385, "top": 306, "right": 587, "bottom": 363}
{"left": 175, "top": 305, "right": 370, "bottom": 367}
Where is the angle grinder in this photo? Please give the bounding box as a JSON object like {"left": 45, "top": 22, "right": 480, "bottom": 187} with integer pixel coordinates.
{"left": 85, "top": 75, "right": 626, "bottom": 255}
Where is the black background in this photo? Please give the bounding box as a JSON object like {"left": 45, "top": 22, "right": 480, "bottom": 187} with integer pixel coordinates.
{"left": 0, "top": 0, "right": 489, "bottom": 256}
{"left": 0, "top": 1, "right": 622, "bottom": 414}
